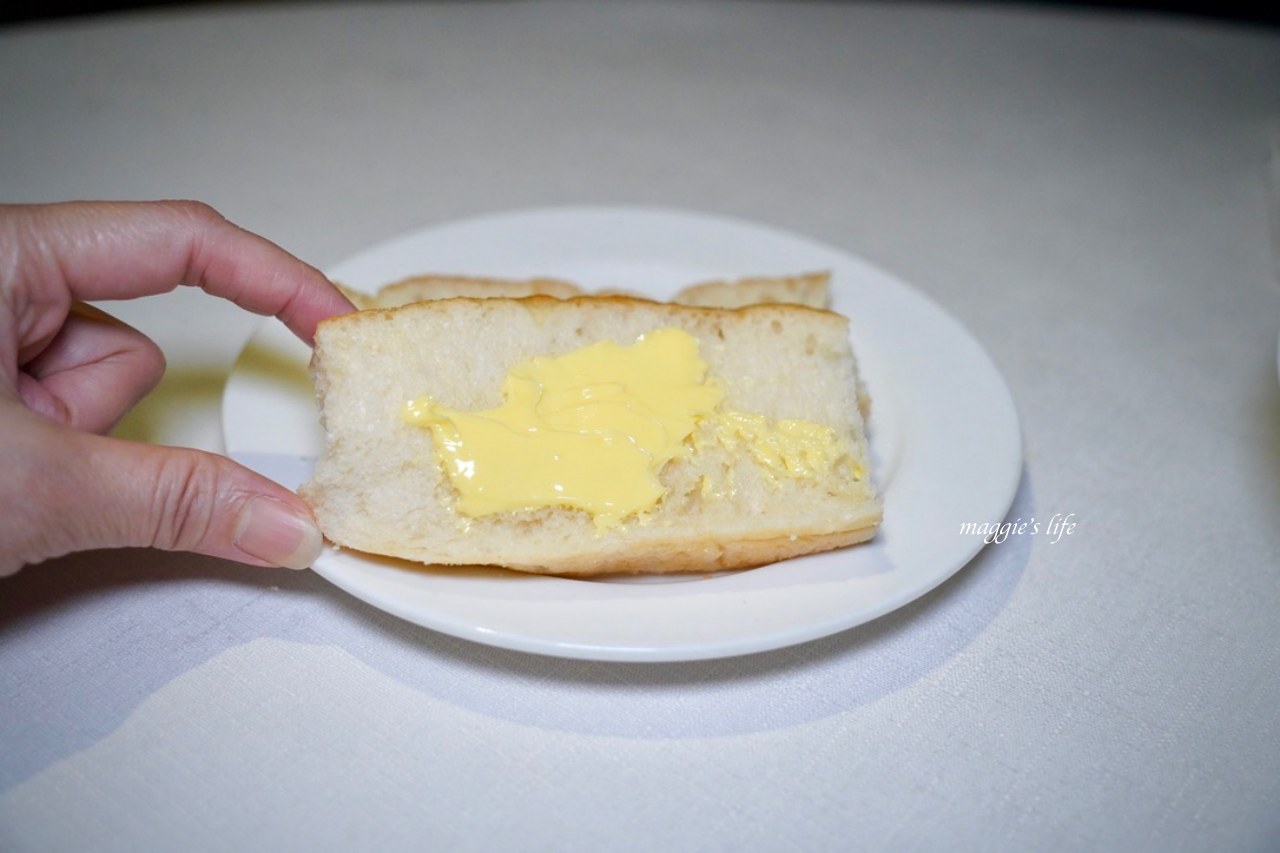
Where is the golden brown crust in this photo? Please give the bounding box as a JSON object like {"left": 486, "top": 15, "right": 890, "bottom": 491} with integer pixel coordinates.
{"left": 316, "top": 293, "right": 849, "bottom": 335}
{"left": 499, "top": 523, "right": 881, "bottom": 576}
{"left": 325, "top": 520, "right": 881, "bottom": 577}
{"left": 674, "top": 271, "right": 831, "bottom": 309}
{"left": 314, "top": 292, "right": 844, "bottom": 327}
{"left": 374, "top": 274, "right": 582, "bottom": 306}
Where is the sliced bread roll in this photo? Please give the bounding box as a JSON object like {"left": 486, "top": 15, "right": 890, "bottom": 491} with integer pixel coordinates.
{"left": 371, "top": 274, "right": 581, "bottom": 308}
{"left": 302, "top": 296, "right": 880, "bottom": 575}
{"left": 673, "top": 271, "right": 830, "bottom": 309}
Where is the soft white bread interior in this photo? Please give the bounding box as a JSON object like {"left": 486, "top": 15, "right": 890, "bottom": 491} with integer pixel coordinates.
{"left": 667, "top": 270, "right": 877, "bottom": 419}
{"left": 673, "top": 271, "right": 830, "bottom": 309}
{"left": 673, "top": 271, "right": 870, "bottom": 419}
{"left": 302, "top": 296, "right": 879, "bottom": 575}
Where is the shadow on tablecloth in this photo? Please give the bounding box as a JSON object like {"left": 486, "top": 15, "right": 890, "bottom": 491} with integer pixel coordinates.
{"left": 0, "top": 469, "right": 1032, "bottom": 787}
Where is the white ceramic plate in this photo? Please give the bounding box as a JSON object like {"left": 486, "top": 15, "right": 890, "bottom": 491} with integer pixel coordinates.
{"left": 222, "top": 207, "right": 1021, "bottom": 661}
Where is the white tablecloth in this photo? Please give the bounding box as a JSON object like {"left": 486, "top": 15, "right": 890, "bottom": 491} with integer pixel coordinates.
{"left": 2, "top": 2, "right": 1278, "bottom": 849}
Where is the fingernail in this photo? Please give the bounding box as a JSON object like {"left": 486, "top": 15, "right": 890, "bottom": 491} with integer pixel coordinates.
{"left": 233, "top": 497, "right": 323, "bottom": 570}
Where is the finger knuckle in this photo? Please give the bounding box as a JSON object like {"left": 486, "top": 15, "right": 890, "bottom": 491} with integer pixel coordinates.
{"left": 160, "top": 199, "right": 225, "bottom": 227}
{"left": 149, "top": 452, "right": 221, "bottom": 552}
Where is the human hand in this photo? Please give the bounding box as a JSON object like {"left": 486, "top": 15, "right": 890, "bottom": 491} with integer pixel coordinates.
{"left": 0, "top": 200, "right": 354, "bottom": 576}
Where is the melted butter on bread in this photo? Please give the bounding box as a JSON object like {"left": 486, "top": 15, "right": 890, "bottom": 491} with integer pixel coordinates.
{"left": 404, "top": 327, "right": 849, "bottom": 530}
{"left": 710, "top": 412, "right": 859, "bottom": 487}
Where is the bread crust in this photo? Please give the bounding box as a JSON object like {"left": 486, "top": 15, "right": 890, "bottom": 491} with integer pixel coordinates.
{"left": 374, "top": 274, "right": 581, "bottom": 307}
{"left": 673, "top": 271, "right": 831, "bottom": 309}
{"left": 349, "top": 517, "right": 882, "bottom": 577}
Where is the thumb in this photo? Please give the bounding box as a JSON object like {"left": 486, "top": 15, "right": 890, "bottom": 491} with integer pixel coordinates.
{"left": 25, "top": 425, "right": 323, "bottom": 572}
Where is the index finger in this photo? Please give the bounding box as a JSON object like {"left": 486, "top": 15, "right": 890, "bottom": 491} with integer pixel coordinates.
{"left": 4, "top": 200, "right": 355, "bottom": 344}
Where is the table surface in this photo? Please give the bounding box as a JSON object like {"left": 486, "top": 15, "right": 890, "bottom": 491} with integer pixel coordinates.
{"left": 2, "top": 2, "right": 1279, "bottom": 849}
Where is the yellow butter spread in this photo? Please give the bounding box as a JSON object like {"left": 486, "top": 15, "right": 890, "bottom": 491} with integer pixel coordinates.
{"left": 404, "top": 327, "right": 848, "bottom": 529}
{"left": 712, "top": 412, "right": 848, "bottom": 487}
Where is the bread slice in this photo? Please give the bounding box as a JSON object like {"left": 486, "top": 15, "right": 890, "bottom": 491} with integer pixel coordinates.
{"left": 371, "top": 274, "right": 581, "bottom": 308}
{"left": 673, "top": 271, "right": 830, "bottom": 309}
{"left": 346, "top": 268, "right": 866, "bottom": 419}
{"left": 302, "top": 296, "right": 880, "bottom": 575}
